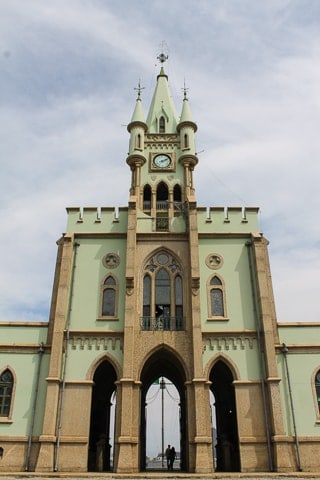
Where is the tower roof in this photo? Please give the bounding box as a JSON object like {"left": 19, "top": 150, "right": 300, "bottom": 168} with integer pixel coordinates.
{"left": 178, "top": 89, "right": 197, "bottom": 132}
{"left": 146, "top": 65, "right": 178, "bottom": 133}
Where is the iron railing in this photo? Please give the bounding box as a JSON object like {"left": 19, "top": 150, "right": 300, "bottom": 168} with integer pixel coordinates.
{"left": 140, "top": 316, "right": 185, "bottom": 331}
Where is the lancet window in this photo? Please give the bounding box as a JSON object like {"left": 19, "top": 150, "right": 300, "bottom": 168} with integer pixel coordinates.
{"left": 315, "top": 370, "right": 320, "bottom": 414}
{"left": 208, "top": 274, "right": 227, "bottom": 319}
{"left": 0, "top": 369, "right": 13, "bottom": 417}
{"left": 141, "top": 251, "right": 184, "bottom": 331}
{"left": 101, "top": 275, "right": 118, "bottom": 318}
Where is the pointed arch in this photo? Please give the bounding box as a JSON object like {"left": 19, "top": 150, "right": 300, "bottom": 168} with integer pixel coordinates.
{"left": 173, "top": 184, "right": 182, "bottom": 204}
{"left": 159, "top": 116, "right": 165, "bottom": 133}
{"left": 143, "top": 184, "right": 151, "bottom": 210}
{"left": 207, "top": 274, "right": 227, "bottom": 319}
{"left": 87, "top": 357, "right": 118, "bottom": 472}
{"left": 141, "top": 249, "right": 185, "bottom": 331}
{"left": 101, "top": 274, "right": 118, "bottom": 318}
{"left": 312, "top": 366, "right": 320, "bottom": 418}
{"left": 209, "top": 359, "right": 240, "bottom": 471}
{"left": 86, "top": 353, "right": 121, "bottom": 382}
{"left": 139, "top": 346, "right": 189, "bottom": 471}
{"left": 0, "top": 367, "right": 15, "bottom": 420}
{"left": 156, "top": 181, "right": 169, "bottom": 203}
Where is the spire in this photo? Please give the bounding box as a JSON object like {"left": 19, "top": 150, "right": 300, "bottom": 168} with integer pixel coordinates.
{"left": 178, "top": 81, "right": 197, "bottom": 131}
{"left": 146, "top": 53, "right": 178, "bottom": 133}
{"left": 129, "top": 80, "right": 146, "bottom": 125}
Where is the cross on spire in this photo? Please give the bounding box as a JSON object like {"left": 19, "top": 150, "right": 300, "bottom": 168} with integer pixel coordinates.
{"left": 157, "top": 41, "right": 169, "bottom": 64}
{"left": 182, "top": 79, "right": 189, "bottom": 99}
{"left": 134, "top": 79, "right": 145, "bottom": 100}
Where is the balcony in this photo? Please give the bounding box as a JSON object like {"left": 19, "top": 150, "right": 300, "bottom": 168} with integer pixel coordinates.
{"left": 140, "top": 316, "right": 185, "bottom": 331}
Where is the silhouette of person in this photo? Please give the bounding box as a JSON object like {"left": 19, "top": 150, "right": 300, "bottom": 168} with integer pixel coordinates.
{"left": 165, "top": 444, "right": 171, "bottom": 469}
{"left": 169, "top": 446, "right": 176, "bottom": 470}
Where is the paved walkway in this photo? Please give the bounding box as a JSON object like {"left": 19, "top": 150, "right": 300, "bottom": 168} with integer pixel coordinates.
{"left": 1, "top": 473, "right": 320, "bottom": 480}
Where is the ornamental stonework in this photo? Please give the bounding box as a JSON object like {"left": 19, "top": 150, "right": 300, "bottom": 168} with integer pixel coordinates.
{"left": 103, "top": 252, "right": 120, "bottom": 269}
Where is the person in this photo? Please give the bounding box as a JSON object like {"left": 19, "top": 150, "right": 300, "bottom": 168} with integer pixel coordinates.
{"left": 165, "top": 444, "right": 171, "bottom": 470}
{"left": 169, "top": 446, "right": 176, "bottom": 470}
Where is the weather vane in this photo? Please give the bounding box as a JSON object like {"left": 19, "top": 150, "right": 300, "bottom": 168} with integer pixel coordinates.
{"left": 134, "top": 79, "right": 145, "bottom": 99}
{"left": 157, "top": 41, "right": 169, "bottom": 64}
{"left": 182, "top": 79, "right": 189, "bottom": 99}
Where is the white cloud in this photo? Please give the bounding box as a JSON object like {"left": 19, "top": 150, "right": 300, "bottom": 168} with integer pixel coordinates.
{"left": 0, "top": 0, "right": 319, "bottom": 324}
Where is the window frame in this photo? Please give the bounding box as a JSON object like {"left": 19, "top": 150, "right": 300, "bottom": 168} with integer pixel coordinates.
{"left": 141, "top": 250, "right": 185, "bottom": 330}
{"left": 98, "top": 274, "right": 119, "bottom": 320}
{"left": 0, "top": 367, "right": 15, "bottom": 423}
{"left": 312, "top": 367, "right": 320, "bottom": 423}
{"left": 207, "top": 274, "right": 228, "bottom": 321}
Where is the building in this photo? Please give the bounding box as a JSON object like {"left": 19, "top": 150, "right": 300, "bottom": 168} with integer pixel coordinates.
{"left": 1, "top": 56, "right": 320, "bottom": 474}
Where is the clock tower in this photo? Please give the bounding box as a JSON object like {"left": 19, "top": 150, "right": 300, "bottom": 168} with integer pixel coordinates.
{"left": 118, "top": 56, "right": 210, "bottom": 472}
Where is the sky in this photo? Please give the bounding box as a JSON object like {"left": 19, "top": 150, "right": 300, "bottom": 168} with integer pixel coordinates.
{"left": 1, "top": 0, "right": 320, "bottom": 325}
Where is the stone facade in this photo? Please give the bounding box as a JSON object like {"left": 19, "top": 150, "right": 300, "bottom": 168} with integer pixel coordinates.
{"left": 1, "top": 59, "right": 320, "bottom": 474}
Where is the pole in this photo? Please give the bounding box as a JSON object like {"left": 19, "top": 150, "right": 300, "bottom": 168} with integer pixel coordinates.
{"left": 281, "top": 343, "right": 302, "bottom": 471}
{"left": 160, "top": 377, "right": 165, "bottom": 467}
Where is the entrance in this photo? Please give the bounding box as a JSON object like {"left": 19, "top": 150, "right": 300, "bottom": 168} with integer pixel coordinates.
{"left": 209, "top": 360, "right": 240, "bottom": 471}
{"left": 88, "top": 360, "right": 117, "bottom": 472}
{"left": 139, "top": 347, "right": 188, "bottom": 471}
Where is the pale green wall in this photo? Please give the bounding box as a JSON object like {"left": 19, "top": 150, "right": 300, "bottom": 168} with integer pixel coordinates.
{"left": 0, "top": 351, "right": 50, "bottom": 436}
{"left": 203, "top": 343, "right": 261, "bottom": 380}
{"left": 69, "top": 237, "right": 127, "bottom": 331}
{"left": 199, "top": 237, "right": 255, "bottom": 331}
{"left": 0, "top": 323, "right": 48, "bottom": 343}
{"left": 277, "top": 351, "right": 320, "bottom": 436}
{"left": 64, "top": 346, "right": 122, "bottom": 381}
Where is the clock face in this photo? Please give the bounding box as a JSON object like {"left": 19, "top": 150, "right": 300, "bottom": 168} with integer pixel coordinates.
{"left": 154, "top": 154, "right": 171, "bottom": 168}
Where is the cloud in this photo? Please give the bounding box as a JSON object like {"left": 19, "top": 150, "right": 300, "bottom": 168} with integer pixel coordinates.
{"left": 0, "top": 0, "right": 319, "bottom": 324}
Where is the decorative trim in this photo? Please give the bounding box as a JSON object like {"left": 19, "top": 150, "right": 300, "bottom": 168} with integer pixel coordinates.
{"left": 69, "top": 335, "right": 123, "bottom": 351}
{"left": 203, "top": 334, "right": 257, "bottom": 351}
{"left": 126, "top": 276, "right": 134, "bottom": 295}
{"left": 102, "top": 253, "right": 120, "bottom": 269}
{"left": 205, "top": 253, "right": 223, "bottom": 270}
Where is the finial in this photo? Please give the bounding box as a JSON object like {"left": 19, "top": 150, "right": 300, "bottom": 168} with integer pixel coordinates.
{"left": 157, "top": 41, "right": 169, "bottom": 64}
{"left": 182, "top": 79, "right": 189, "bottom": 99}
{"left": 157, "top": 52, "right": 168, "bottom": 64}
{"left": 134, "top": 79, "right": 145, "bottom": 100}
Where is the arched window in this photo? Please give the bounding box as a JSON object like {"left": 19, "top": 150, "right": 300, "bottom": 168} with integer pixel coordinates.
{"left": 0, "top": 369, "right": 13, "bottom": 417}
{"left": 143, "top": 184, "right": 152, "bottom": 210}
{"left": 136, "top": 133, "right": 142, "bottom": 149}
{"left": 142, "top": 251, "right": 184, "bottom": 330}
{"left": 101, "top": 275, "right": 118, "bottom": 317}
{"left": 208, "top": 275, "right": 226, "bottom": 318}
{"left": 183, "top": 133, "right": 189, "bottom": 148}
{"left": 159, "top": 116, "right": 165, "bottom": 133}
{"left": 315, "top": 369, "right": 320, "bottom": 414}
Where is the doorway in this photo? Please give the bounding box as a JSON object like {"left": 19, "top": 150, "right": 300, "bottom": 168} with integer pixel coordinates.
{"left": 139, "top": 348, "right": 188, "bottom": 472}
{"left": 209, "top": 360, "right": 240, "bottom": 471}
{"left": 88, "top": 360, "right": 117, "bottom": 472}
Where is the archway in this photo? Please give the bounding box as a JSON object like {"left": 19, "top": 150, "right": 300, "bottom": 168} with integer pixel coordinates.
{"left": 209, "top": 360, "right": 240, "bottom": 471}
{"left": 88, "top": 360, "right": 117, "bottom": 472}
{"left": 139, "top": 347, "right": 188, "bottom": 472}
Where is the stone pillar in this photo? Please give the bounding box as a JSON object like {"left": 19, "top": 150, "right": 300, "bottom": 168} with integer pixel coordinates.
{"left": 36, "top": 234, "right": 75, "bottom": 472}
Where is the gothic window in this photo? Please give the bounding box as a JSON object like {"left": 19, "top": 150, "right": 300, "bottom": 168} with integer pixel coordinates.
{"left": 173, "top": 184, "right": 182, "bottom": 202}
{"left": 159, "top": 116, "right": 165, "bottom": 133}
{"left": 0, "top": 369, "right": 13, "bottom": 418}
{"left": 156, "top": 182, "right": 169, "bottom": 231}
{"left": 208, "top": 275, "right": 227, "bottom": 319}
{"left": 143, "top": 184, "right": 152, "bottom": 210}
{"left": 136, "top": 133, "right": 142, "bottom": 149}
{"left": 142, "top": 251, "right": 184, "bottom": 330}
{"left": 183, "top": 133, "right": 189, "bottom": 148}
{"left": 101, "top": 275, "right": 118, "bottom": 317}
{"left": 315, "top": 369, "right": 320, "bottom": 414}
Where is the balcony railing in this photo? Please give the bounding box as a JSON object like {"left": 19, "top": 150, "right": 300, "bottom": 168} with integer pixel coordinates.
{"left": 140, "top": 316, "right": 185, "bottom": 331}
